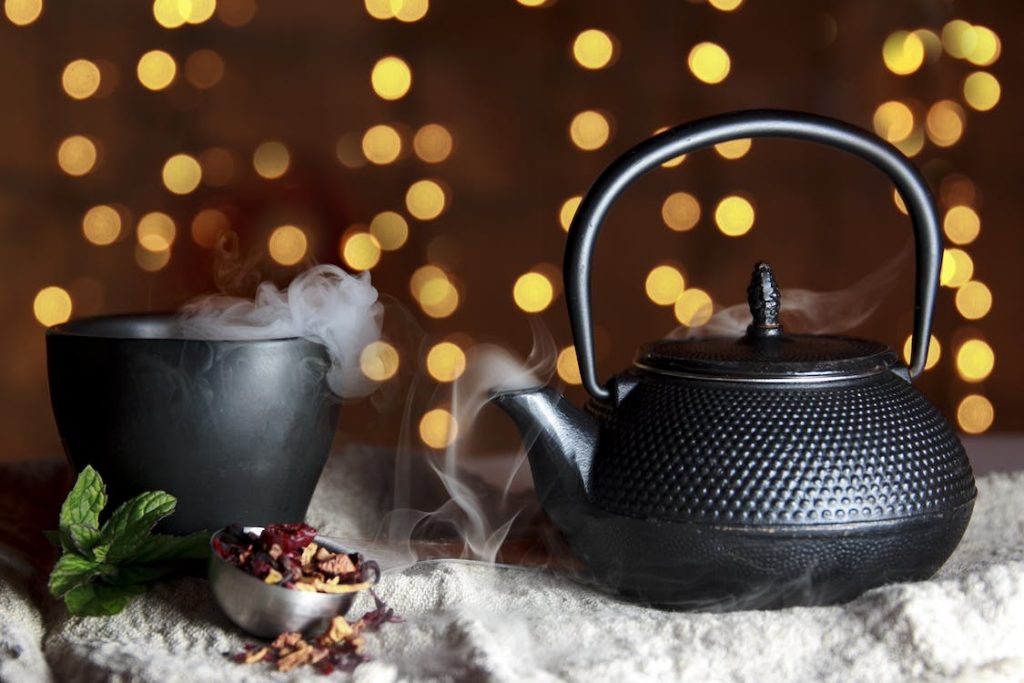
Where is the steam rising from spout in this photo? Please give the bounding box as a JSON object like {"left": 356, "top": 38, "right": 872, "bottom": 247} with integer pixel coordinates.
{"left": 178, "top": 264, "right": 383, "bottom": 398}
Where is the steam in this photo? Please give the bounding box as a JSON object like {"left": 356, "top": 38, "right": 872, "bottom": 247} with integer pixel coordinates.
{"left": 178, "top": 264, "right": 383, "bottom": 398}
{"left": 670, "top": 243, "right": 912, "bottom": 339}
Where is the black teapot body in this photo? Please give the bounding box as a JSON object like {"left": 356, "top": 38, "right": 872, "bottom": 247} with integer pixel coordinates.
{"left": 492, "top": 110, "right": 975, "bottom": 610}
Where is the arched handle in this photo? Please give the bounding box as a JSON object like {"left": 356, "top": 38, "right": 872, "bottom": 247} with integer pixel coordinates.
{"left": 565, "top": 109, "right": 942, "bottom": 403}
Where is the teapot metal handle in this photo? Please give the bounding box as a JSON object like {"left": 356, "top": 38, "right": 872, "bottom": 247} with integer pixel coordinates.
{"left": 565, "top": 109, "right": 942, "bottom": 403}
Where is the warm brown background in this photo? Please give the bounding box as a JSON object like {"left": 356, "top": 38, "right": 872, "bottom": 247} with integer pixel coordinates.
{"left": 0, "top": 0, "right": 1018, "bottom": 461}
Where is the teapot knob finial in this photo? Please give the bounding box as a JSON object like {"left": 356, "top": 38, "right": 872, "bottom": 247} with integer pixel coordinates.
{"left": 747, "top": 262, "right": 783, "bottom": 338}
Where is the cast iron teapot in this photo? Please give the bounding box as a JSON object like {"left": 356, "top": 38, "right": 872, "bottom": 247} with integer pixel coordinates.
{"left": 492, "top": 110, "right": 976, "bottom": 610}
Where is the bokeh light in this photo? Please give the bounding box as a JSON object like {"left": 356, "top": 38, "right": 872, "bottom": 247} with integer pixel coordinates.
{"left": 161, "top": 153, "right": 202, "bottom": 194}
{"left": 413, "top": 124, "right": 453, "bottom": 163}
{"left": 714, "top": 139, "right": 751, "bottom": 159}
{"left": 674, "top": 288, "right": 713, "bottom": 327}
{"left": 4, "top": 0, "right": 42, "bottom": 26}
{"left": 364, "top": 0, "right": 394, "bottom": 19}
{"left": 956, "top": 339, "right": 994, "bottom": 382}
{"left": 882, "top": 30, "right": 924, "bottom": 75}
{"left": 82, "top": 205, "right": 121, "bottom": 246}
{"left": 708, "top": 0, "right": 743, "bottom": 11}
{"left": 893, "top": 189, "right": 908, "bottom": 215}
{"left": 957, "top": 394, "right": 994, "bottom": 434}
{"left": 360, "top": 341, "right": 400, "bottom": 381}
{"left": 569, "top": 110, "right": 611, "bottom": 151}
{"left": 371, "top": 56, "right": 412, "bottom": 100}
{"left": 513, "top": 272, "right": 554, "bottom": 313}
{"left": 217, "top": 0, "right": 256, "bottom": 26}
{"left": 573, "top": 29, "right": 615, "bottom": 70}
{"left": 268, "top": 225, "right": 307, "bottom": 266}
{"left": 342, "top": 232, "right": 382, "bottom": 271}
{"left": 184, "top": 0, "right": 217, "bottom": 24}
{"left": 253, "top": 141, "right": 290, "bottom": 179}
{"left": 516, "top": 0, "right": 548, "bottom": 6}
{"left": 394, "top": 0, "right": 429, "bottom": 22}
{"left": 419, "top": 408, "right": 458, "bottom": 449}
{"left": 661, "top": 192, "right": 700, "bottom": 232}
{"left": 405, "top": 180, "right": 446, "bottom": 220}
{"left": 955, "top": 281, "right": 992, "bottom": 320}
{"left": 963, "top": 72, "right": 1000, "bottom": 112}
{"left": 941, "top": 248, "right": 974, "bottom": 288}
{"left": 925, "top": 100, "right": 965, "bottom": 147}
{"left": 556, "top": 346, "right": 582, "bottom": 385}
{"left": 136, "top": 50, "right": 177, "bottom": 91}
{"left": 412, "top": 267, "right": 460, "bottom": 319}
{"left": 943, "top": 205, "right": 980, "bottom": 245}
{"left": 426, "top": 342, "right": 466, "bottom": 382}
{"left": 941, "top": 20, "right": 974, "bottom": 59}
{"left": 135, "top": 244, "right": 171, "bottom": 272}
{"left": 33, "top": 286, "right": 72, "bottom": 327}
{"left": 714, "top": 195, "right": 755, "bottom": 236}
{"left": 369, "top": 211, "right": 409, "bottom": 251}
{"left": 965, "top": 26, "right": 1001, "bottom": 66}
{"left": 185, "top": 49, "right": 225, "bottom": 89}
{"left": 872, "top": 101, "right": 914, "bottom": 143}
{"left": 137, "top": 212, "right": 176, "bottom": 252}
{"left": 57, "top": 135, "right": 97, "bottom": 176}
{"left": 559, "top": 196, "right": 582, "bottom": 231}
{"left": 191, "top": 208, "right": 230, "bottom": 248}
{"left": 362, "top": 124, "right": 402, "bottom": 165}
{"left": 153, "top": 0, "right": 186, "bottom": 28}
{"left": 687, "top": 42, "right": 730, "bottom": 84}
{"left": 902, "top": 334, "right": 941, "bottom": 370}
{"left": 62, "top": 59, "right": 101, "bottom": 99}
{"left": 645, "top": 265, "right": 685, "bottom": 306}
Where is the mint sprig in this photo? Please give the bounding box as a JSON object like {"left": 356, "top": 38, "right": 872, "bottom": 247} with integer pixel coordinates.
{"left": 46, "top": 465, "right": 210, "bottom": 616}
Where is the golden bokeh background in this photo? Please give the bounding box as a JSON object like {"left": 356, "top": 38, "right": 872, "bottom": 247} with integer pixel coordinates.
{"left": 0, "top": 0, "right": 1017, "bottom": 459}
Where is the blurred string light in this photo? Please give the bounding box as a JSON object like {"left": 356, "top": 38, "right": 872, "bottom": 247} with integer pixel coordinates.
{"left": 645, "top": 265, "right": 685, "bottom": 306}
{"left": 362, "top": 124, "right": 402, "bottom": 165}
{"left": 942, "top": 20, "right": 1001, "bottom": 66}
{"left": 217, "top": 0, "right": 255, "bottom": 26}
{"left": 708, "top": 0, "right": 743, "bottom": 11}
{"left": 940, "top": 248, "right": 973, "bottom": 288}
{"left": 153, "top": 0, "right": 216, "bottom": 27}
{"left": 185, "top": 49, "right": 225, "bottom": 89}
{"left": 957, "top": 394, "right": 994, "bottom": 434}
{"left": 661, "top": 192, "right": 700, "bottom": 231}
{"left": 4, "top": 0, "right": 42, "bottom": 25}
{"left": 359, "top": 340, "right": 400, "bottom": 381}
{"left": 653, "top": 127, "right": 686, "bottom": 167}
{"left": 137, "top": 50, "right": 176, "bottom": 90}
{"left": 872, "top": 101, "right": 914, "bottom": 143}
{"left": 925, "top": 100, "right": 964, "bottom": 147}
{"left": 62, "top": 59, "right": 101, "bottom": 99}
{"left": 573, "top": 29, "right": 616, "bottom": 70}
{"left": 912, "top": 29, "right": 942, "bottom": 60}
{"left": 57, "top": 135, "right": 97, "bottom": 176}
{"left": 882, "top": 30, "right": 924, "bottom": 75}
{"left": 955, "top": 280, "right": 992, "bottom": 320}
{"left": 341, "top": 231, "right": 382, "bottom": 271}
{"left": 569, "top": 110, "right": 611, "bottom": 151}
{"left": 557, "top": 346, "right": 582, "bottom": 385}
{"left": 687, "top": 42, "right": 730, "bottom": 84}
{"left": 268, "top": 225, "right": 307, "bottom": 266}
{"left": 714, "top": 138, "right": 751, "bottom": 159}
{"left": 135, "top": 244, "right": 171, "bottom": 272}
{"left": 413, "top": 124, "right": 453, "bottom": 163}
{"left": 943, "top": 205, "right": 980, "bottom": 245}
{"left": 253, "top": 141, "right": 290, "bottom": 179}
{"left": 426, "top": 342, "right": 466, "bottom": 382}
{"left": 191, "top": 208, "right": 230, "bottom": 248}
{"left": 714, "top": 195, "right": 754, "bottom": 236}
{"left": 405, "top": 179, "right": 446, "bottom": 220}
{"left": 411, "top": 265, "right": 459, "bottom": 318}
{"left": 335, "top": 133, "right": 366, "bottom": 169}
{"left": 82, "top": 205, "right": 121, "bottom": 246}
{"left": 137, "top": 212, "right": 176, "bottom": 252}
{"left": 956, "top": 339, "right": 994, "bottom": 382}
{"left": 369, "top": 211, "right": 409, "bottom": 251}
{"left": 902, "top": 334, "right": 941, "bottom": 370}
{"left": 364, "top": 0, "right": 429, "bottom": 22}
{"left": 371, "top": 56, "right": 412, "bottom": 100}
{"left": 419, "top": 408, "right": 457, "bottom": 449}
{"left": 162, "top": 153, "right": 202, "bottom": 194}
{"left": 963, "top": 72, "right": 1000, "bottom": 112}
{"left": 33, "top": 286, "right": 72, "bottom": 327}
{"left": 893, "top": 189, "right": 908, "bottom": 215}
{"left": 674, "top": 288, "right": 713, "bottom": 327}
{"left": 513, "top": 271, "right": 554, "bottom": 313}
{"left": 515, "top": 0, "right": 549, "bottom": 6}
{"left": 559, "top": 196, "right": 582, "bottom": 231}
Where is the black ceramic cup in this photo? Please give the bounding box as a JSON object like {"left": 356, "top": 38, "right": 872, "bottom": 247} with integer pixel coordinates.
{"left": 46, "top": 314, "right": 340, "bottom": 534}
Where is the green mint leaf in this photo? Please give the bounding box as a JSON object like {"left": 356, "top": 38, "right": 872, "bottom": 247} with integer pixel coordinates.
{"left": 59, "top": 466, "right": 106, "bottom": 535}
{"left": 91, "top": 542, "right": 110, "bottom": 563}
{"left": 99, "top": 491, "right": 177, "bottom": 563}
{"left": 65, "top": 523, "right": 103, "bottom": 557}
{"left": 64, "top": 582, "right": 146, "bottom": 617}
{"left": 127, "top": 531, "right": 210, "bottom": 564}
{"left": 106, "top": 564, "right": 178, "bottom": 586}
{"left": 48, "top": 554, "right": 101, "bottom": 598}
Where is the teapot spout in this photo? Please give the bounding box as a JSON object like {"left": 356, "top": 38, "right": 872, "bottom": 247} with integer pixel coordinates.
{"left": 490, "top": 386, "right": 598, "bottom": 516}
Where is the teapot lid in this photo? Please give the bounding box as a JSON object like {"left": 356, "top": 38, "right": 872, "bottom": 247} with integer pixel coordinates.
{"left": 635, "top": 263, "right": 898, "bottom": 382}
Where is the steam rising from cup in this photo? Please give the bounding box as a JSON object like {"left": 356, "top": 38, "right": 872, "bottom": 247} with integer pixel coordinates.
{"left": 178, "top": 264, "right": 383, "bottom": 398}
